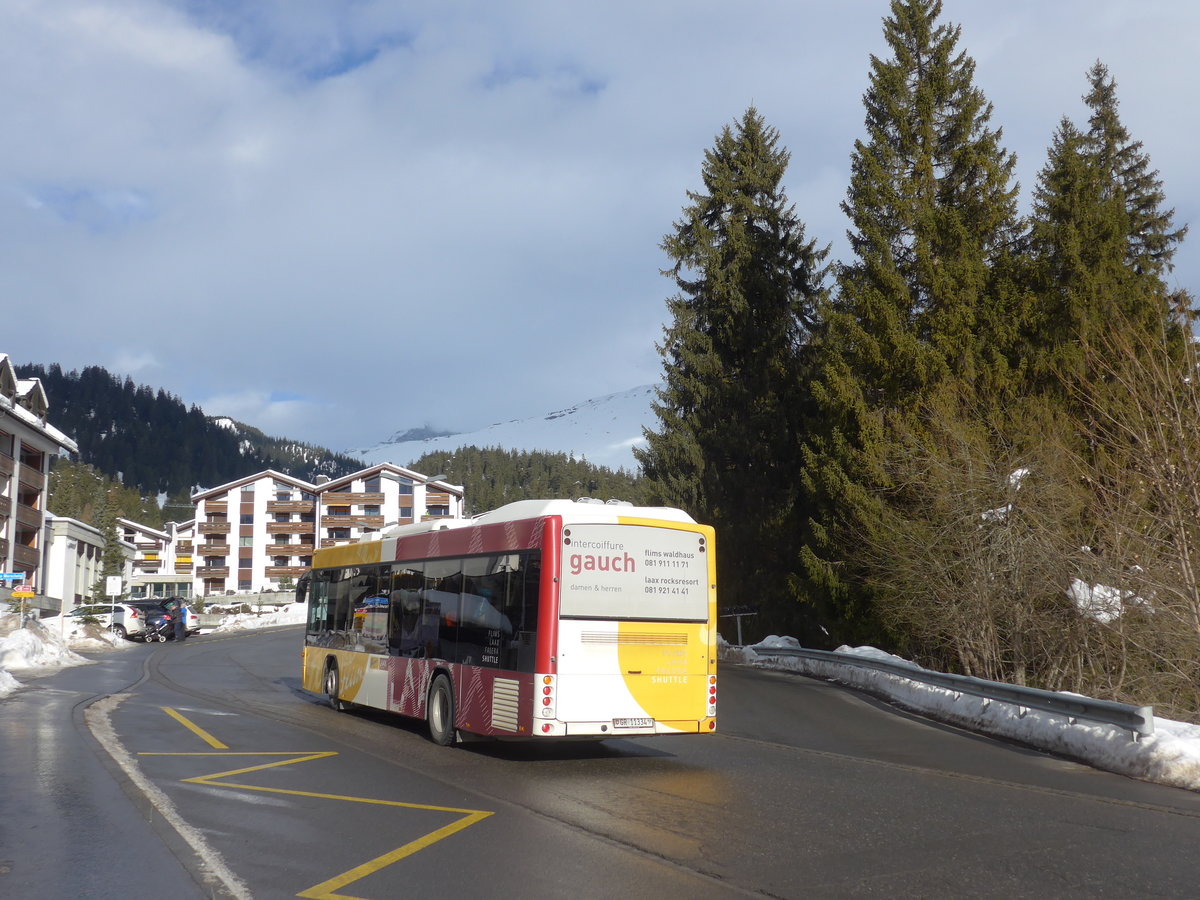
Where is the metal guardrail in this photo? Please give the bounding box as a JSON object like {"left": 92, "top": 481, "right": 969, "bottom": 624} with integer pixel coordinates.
{"left": 747, "top": 645, "right": 1155, "bottom": 737}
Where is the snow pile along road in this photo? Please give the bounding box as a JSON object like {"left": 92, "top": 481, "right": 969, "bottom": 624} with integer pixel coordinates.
{"left": 723, "top": 635, "right": 1200, "bottom": 792}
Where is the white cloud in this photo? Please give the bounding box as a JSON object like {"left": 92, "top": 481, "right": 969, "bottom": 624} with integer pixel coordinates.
{"left": 5, "top": 0, "right": 1199, "bottom": 451}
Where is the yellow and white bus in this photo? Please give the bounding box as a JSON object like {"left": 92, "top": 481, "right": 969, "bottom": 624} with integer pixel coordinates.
{"left": 299, "top": 499, "right": 717, "bottom": 744}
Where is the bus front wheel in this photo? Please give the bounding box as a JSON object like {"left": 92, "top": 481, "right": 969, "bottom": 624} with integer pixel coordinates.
{"left": 324, "top": 663, "right": 344, "bottom": 712}
{"left": 428, "top": 675, "right": 456, "bottom": 746}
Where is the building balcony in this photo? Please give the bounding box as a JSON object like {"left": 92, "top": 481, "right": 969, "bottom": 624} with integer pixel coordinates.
{"left": 176, "top": 541, "right": 193, "bottom": 554}
{"left": 0, "top": 453, "right": 12, "bottom": 476}
{"left": 427, "top": 491, "right": 453, "bottom": 505}
{"left": 199, "top": 544, "right": 230, "bottom": 555}
{"left": 17, "top": 462, "right": 45, "bottom": 490}
{"left": 196, "top": 566, "right": 230, "bottom": 577}
{"left": 266, "top": 500, "right": 315, "bottom": 514}
{"left": 13, "top": 544, "right": 40, "bottom": 568}
{"left": 0, "top": 538, "right": 7, "bottom": 559}
{"left": 135, "top": 542, "right": 161, "bottom": 552}
{"left": 321, "top": 491, "right": 384, "bottom": 505}
{"left": 15, "top": 503, "right": 42, "bottom": 529}
{"left": 134, "top": 559, "right": 162, "bottom": 570}
{"left": 322, "top": 515, "right": 384, "bottom": 529}
{"left": 204, "top": 501, "right": 228, "bottom": 514}
{"left": 266, "top": 522, "right": 315, "bottom": 535}
{"left": 175, "top": 563, "right": 193, "bottom": 573}
{"left": 198, "top": 522, "right": 231, "bottom": 534}
{"left": 265, "top": 566, "right": 309, "bottom": 578}
{"left": 265, "top": 543, "right": 313, "bottom": 555}
{"left": 0, "top": 496, "right": 10, "bottom": 517}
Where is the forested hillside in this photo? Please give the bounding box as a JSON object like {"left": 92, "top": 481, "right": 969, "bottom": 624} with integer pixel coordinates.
{"left": 409, "top": 447, "right": 646, "bottom": 515}
{"left": 18, "top": 365, "right": 645, "bottom": 529}
{"left": 16, "top": 364, "right": 365, "bottom": 501}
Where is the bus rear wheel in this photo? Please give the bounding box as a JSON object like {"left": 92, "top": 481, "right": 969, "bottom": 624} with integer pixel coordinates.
{"left": 428, "top": 675, "right": 456, "bottom": 746}
{"left": 324, "top": 663, "right": 344, "bottom": 712}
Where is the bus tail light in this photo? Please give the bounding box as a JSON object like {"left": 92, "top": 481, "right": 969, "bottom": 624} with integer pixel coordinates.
{"left": 539, "top": 674, "right": 556, "bottom": 719}
{"left": 707, "top": 675, "right": 717, "bottom": 715}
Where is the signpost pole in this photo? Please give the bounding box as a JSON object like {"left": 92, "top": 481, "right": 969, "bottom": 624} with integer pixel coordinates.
{"left": 2, "top": 573, "right": 32, "bottom": 626}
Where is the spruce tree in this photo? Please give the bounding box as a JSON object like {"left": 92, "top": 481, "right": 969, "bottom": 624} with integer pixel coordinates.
{"left": 1025, "top": 117, "right": 1131, "bottom": 386}
{"left": 1083, "top": 62, "right": 1187, "bottom": 283}
{"left": 799, "top": 0, "right": 1022, "bottom": 643}
{"left": 637, "top": 107, "right": 829, "bottom": 633}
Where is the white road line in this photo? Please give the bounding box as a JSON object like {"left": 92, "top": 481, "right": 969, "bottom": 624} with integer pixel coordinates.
{"left": 85, "top": 694, "right": 253, "bottom": 900}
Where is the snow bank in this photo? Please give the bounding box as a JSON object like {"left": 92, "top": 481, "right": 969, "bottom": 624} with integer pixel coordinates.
{"left": 210, "top": 602, "right": 308, "bottom": 632}
{"left": 0, "top": 604, "right": 307, "bottom": 698}
{"left": 726, "top": 637, "right": 1200, "bottom": 792}
{"left": 0, "top": 615, "right": 98, "bottom": 696}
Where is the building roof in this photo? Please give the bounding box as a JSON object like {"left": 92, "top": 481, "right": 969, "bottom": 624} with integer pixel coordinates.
{"left": 319, "top": 461, "right": 463, "bottom": 495}
{"left": 191, "top": 469, "right": 314, "bottom": 501}
{"left": 0, "top": 354, "right": 79, "bottom": 453}
{"left": 116, "top": 517, "right": 171, "bottom": 542}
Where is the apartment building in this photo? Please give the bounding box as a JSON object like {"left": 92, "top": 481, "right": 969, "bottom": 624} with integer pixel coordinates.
{"left": 120, "top": 517, "right": 195, "bottom": 601}
{"left": 0, "top": 354, "right": 78, "bottom": 595}
{"left": 316, "top": 463, "right": 465, "bottom": 548}
{"left": 191, "top": 470, "right": 318, "bottom": 596}
{"left": 190, "top": 465, "right": 463, "bottom": 596}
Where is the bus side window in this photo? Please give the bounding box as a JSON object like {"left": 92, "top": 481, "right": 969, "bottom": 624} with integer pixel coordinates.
{"left": 307, "top": 573, "right": 332, "bottom": 638}
{"left": 388, "top": 563, "right": 424, "bottom": 657}
{"left": 422, "top": 558, "right": 461, "bottom": 661}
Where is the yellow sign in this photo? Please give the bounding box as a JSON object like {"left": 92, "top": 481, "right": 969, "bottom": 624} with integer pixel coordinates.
{"left": 12, "top": 589, "right": 34, "bottom": 598}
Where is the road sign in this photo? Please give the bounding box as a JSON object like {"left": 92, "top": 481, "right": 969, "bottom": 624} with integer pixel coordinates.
{"left": 12, "top": 589, "right": 34, "bottom": 599}
{"left": 0, "top": 573, "right": 25, "bottom": 586}
{"left": 106, "top": 576, "right": 123, "bottom": 598}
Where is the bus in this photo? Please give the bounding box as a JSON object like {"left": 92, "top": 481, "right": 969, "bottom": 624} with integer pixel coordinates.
{"left": 299, "top": 498, "right": 717, "bottom": 744}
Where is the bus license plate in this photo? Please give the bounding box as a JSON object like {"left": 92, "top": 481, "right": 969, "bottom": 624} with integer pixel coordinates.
{"left": 613, "top": 717, "right": 653, "bottom": 728}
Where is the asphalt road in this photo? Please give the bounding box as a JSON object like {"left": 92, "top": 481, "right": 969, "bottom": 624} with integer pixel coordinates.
{"left": 5, "top": 627, "right": 1200, "bottom": 899}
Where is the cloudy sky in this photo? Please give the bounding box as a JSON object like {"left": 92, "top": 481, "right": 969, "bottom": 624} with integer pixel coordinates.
{"left": 5, "top": 0, "right": 1198, "bottom": 453}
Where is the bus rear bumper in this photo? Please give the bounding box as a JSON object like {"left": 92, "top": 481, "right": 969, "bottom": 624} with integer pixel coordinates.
{"left": 538, "top": 718, "right": 715, "bottom": 737}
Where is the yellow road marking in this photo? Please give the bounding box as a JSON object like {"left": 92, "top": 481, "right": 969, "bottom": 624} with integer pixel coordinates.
{"left": 147, "top": 712, "right": 494, "bottom": 899}
{"left": 161, "top": 707, "right": 229, "bottom": 749}
{"left": 296, "top": 808, "right": 493, "bottom": 900}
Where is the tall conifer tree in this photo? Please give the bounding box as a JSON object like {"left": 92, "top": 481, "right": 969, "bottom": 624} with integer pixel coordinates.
{"left": 1026, "top": 62, "right": 1194, "bottom": 390}
{"left": 638, "top": 107, "right": 829, "bottom": 629}
{"left": 799, "top": 0, "right": 1022, "bottom": 640}
{"left": 1083, "top": 62, "right": 1187, "bottom": 283}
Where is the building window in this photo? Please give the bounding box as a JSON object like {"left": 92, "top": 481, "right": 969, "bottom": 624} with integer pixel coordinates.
{"left": 239, "top": 580, "right": 252, "bottom": 591}
{"left": 364, "top": 475, "right": 382, "bottom": 492}
{"left": 241, "top": 514, "right": 254, "bottom": 524}
{"left": 240, "top": 536, "right": 254, "bottom": 547}
{"left": 274, "top": 556, "right": 288, "bottom": 567}
{"left": 400, "top": 506, "right": 412, "bottom": 518}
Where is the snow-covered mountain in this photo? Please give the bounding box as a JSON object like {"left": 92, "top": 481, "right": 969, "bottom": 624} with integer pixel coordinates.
{"left": 348, "top": 384, "right": 661, "bottom": 473}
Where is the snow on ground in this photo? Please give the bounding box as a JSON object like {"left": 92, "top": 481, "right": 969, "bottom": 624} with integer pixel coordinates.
{"left": 209, "top": 603, "right": 309, "bottom": 632}
{"left": 3, "top": 608, "right": 1198, "bottom": 793}
{"left": 0, "top": 603, "right": 308, "bottom": 699}
{"left": 723, "top": 636, "right": 1200, "bottom": 792}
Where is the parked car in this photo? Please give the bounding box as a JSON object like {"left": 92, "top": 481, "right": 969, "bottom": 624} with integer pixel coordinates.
{"left": 127, "top": 602, "right": 175, "bottom": 640}
{"left": 66, "top": 602, "right": 151, "bottom": 640}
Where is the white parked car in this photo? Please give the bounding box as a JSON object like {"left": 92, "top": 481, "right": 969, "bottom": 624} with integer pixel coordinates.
{"left": 66, "top": 603, "right": 151, "bottom": 640}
